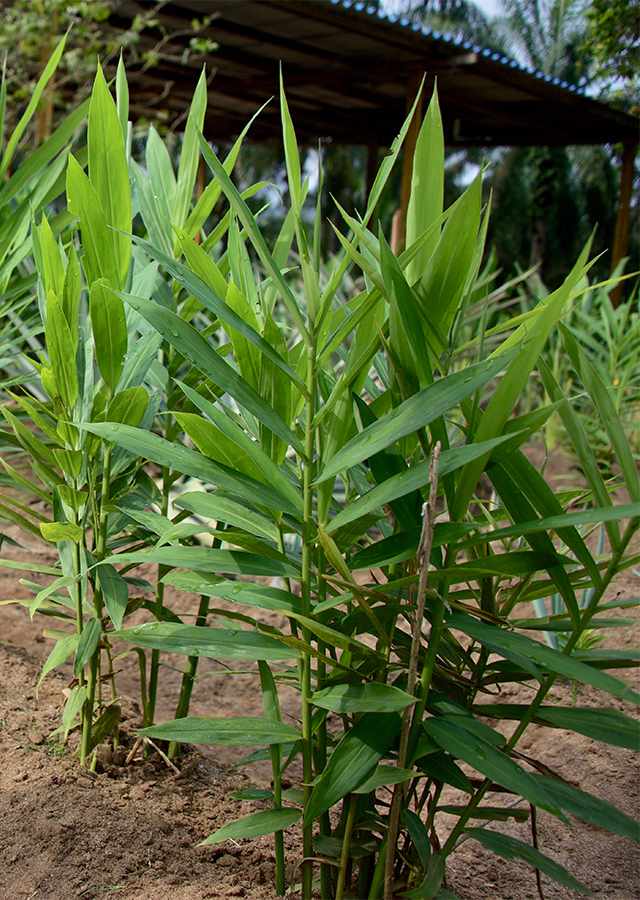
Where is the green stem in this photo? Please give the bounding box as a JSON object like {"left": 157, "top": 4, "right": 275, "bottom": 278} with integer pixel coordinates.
{"left": 80, "top": 444, "right": 112, "bottom": 765}
{"left": 335, "top": 794, "right": 358, "bottom": 900}
{"left": 271, "top": 742, "right": 286, "bottom": 897}
{"left": 300, "top": 347, "right": 317, "bottom": 900}
{"left": 146, "top": 465, "right": 171, "bottom": 729}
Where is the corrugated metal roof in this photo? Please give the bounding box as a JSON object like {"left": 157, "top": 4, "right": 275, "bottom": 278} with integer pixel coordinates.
{"left": 22, "top": 0, "right": 640, "bottom": 147}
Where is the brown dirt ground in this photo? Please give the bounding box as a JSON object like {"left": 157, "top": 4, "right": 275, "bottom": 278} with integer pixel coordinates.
{"left": 0, "top": 448, "right": 638, "bottom": 900}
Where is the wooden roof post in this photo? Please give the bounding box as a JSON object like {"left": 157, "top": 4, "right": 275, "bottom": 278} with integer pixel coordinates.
{"left": 610, "top": 141, "right": 637, "bottom": 307}
{"left": 391, "top": 77, "right": 424, "bottom": 255}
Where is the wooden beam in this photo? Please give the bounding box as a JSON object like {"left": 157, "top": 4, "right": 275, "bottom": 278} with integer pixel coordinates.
{"left": 611, "top": 142, "right": 637, "bottom": 307}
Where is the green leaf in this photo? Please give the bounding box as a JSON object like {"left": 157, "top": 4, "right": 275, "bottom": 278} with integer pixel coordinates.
{"left": 200, "top": 808, "right": 301, "bottom": 846}
{"left": 113, "top": 622, "right": 299, "bottom": 661}
{"left": 424, "top": 718, "right": 565, "bottom": 819}
{"left": 402, "top": 808, "right": 432, "bottom": 870}
{"left": 97, "top": 564, "right": 129, "bottom": 631}
{"left": 173, "top": 66, "right": 207, "bottom": 229}
{"left": 175, "top": 381, "right": 302, "bottom": 512}
{"left": 40, "top": 521, "right": 84, "bottom": 544}
{"left": 448, "top": 611, "right": 640, "bottom": 707}
{"left": 532, "top": 775, "right": 640, "bottom": 841}
{"left": 74, "top": 617, "right": 102, "bottom": 677}
{"left": 135, "top": 231, "right": 306, "bottom": 395}
{"left": 195, "top": 131, "right": 308, "bottom": 340}
{"left": 140, "top": 716, "right": 301, "bottom": 746}
{"left": 90, "top": 279, "right": 128, "bottom": 391}
{"left": 560, "top": 322, "right": 640, "bottom": 504}
{"left": 311, "top": 682, "right": 416, "bottom": 714}
{"left": 352, "top": 764, "right": 416, "bottom": 794}
{"left": 116, "top": 291, "right": 304, "bottom": 455}
{"left": 538, "top": 358, "right": 620, "bottom": 552}
{"left": 465, "top": 829, "right": 594, "bottom": 896}
{"left": 405, "top": 83, "right": 444, "bottom": 285}
{"left": 304, "top": 712, "right": 402, "bottom": 825}
{"left": 107, "top": 545, "right": 298, "bottom": 579}
{"left": 79, "top": 423, "right": 299, "bottom": 515}
{"left": 87, "top": 65, "right": 131, "bottom": 287}
{"left": 415, "top": 752, "right": 474, "bottom": 794}
{"left": 317, "top": 351, "right": 515, "bottom": 484}
{"left": 162, "top": 572, "right": 302, "bottom": 614}
{"left": 174, "top": 491, "right": 279, "bottom": 543}
{"left": 326, "top": 433, "right": 515, "bottom": 533}
{"left": 37, "top": 632, "right": 80, "bottom": 691}
{"left": 44, "top": 290, "right": 78, "bottom": 411}
{"left": 0, "top": 32, "right": 68, "bottom": 178}
{"left": 453, "top": 240, "right": 594, "bottom": 519}
{"left": 66, "top": 154, "right": 120, "bottom": 288}
{"left": 85, "top": 702, "right": 121, "bottom": 756}
{"left": 473, "top": 704, "right": 640, "bottom": 750}
{"left": 106, "top": 386, "right": 148, "bottom": 428}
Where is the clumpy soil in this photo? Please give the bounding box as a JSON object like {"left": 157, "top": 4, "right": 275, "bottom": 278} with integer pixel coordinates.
{"left": 0, "top": 450, "right": 639, "bottom": 900}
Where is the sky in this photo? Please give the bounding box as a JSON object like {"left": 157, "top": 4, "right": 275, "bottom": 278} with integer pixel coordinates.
{"left": 474, "top": 0, "right": 501, "bottom": 17}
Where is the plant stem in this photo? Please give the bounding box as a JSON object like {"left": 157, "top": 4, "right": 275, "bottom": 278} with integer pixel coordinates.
{"left": 336, "top": 793, "right": 358, "bottom": 900}
{"left": 385, "top": 444, "right": 440, "bottom": 899}
{"left": 300, "top": 346, "right": 317, "bottom": 900}
{"left": 80, "top": 444, "right": 112, "bottom": 765}
{"left": 146, "top": 465, "right": 171, "bottom": 729}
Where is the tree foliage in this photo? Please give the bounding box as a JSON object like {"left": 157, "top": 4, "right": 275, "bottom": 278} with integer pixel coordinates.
{"left": 0, "top": 0, "right": 216, "bottom": 149}
{"left": 584, "top": 0, "right": 640, "bottom": 110}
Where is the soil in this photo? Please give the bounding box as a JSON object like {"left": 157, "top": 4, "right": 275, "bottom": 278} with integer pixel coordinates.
{"left": 0, "top": 448, "right": 638, "bottom": 900}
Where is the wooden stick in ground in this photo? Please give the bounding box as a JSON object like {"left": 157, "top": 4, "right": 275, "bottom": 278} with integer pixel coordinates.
{"left": 384, "top": 442, "right": 441, "bottom": 900}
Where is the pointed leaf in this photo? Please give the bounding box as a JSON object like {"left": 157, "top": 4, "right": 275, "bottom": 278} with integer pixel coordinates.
{"left": 200, "top": 808, "right": 301, "bottom": 845}
{"left": 139, "top": 716, "right": 301, "bottom": 746}
{"left": 113, "top": 622, "right": 299, "bottom": 661}
{"left": 465, "top": 829, "right": 594, "bottom": 896}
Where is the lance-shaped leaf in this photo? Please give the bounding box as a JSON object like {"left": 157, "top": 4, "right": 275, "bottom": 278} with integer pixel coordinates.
{"left": 473, "top": 704, "right": 640, "bottom": 751}
{"left": 174, "top": 491, "right": 279, "bottom": 543}
{"left": 465, "top": 829, "right": 593, "bottom": 896}
{"left": 114, "top": 291, "right": 304, "bottom": 455}
{"left": 113, "top": 622, "right": 299, "bottom": 661}
{"left": 79, "top": 423, "right": 299, "bottom": 515}
{"left": 312, "top": 682, "right": 416, "bottom": 714}
{"left": 97, "top": 564, "right": 129, "bottom": 631}
{"left": 425, "top": 718, "right": 565, "bottom": 820}
{"left": 173, "top": 65, "right": 207, "bottom": 229}
{"left": 0, "top": 32, "right": 68, "bottom": 178}
{"left": 304, "top": 712, "right": 402, "bottom": 825}
{"left": 132, "top": 231, "right": 306, "bottom": 394}
{"left": 103, "top": 545, "right": 299, "bottom": 579}
{"left": 327, "top": 433, "right": 516, "bottom": 534}
{"left": 531, "top": 775, "right": 640, "bottom": 841}
{"left": 560, "top": 322, "right": 640, "bottom": 504}
{"left": 161, "top": 572, "right": 302, "bottom": 614}
{"left": 448, "top": 610, "right": 640, "bottom": 707}
{"left": 453, "top": 240, "right": 594, "bottom": 519}
{"left": 176, "top": 380, "right": 302, "bottom": 512}
{"left": 405, "top": 83, "right": 444, "bottom": 285}
{"left": 317, "top": 350, "right": 515, "bottom": 484}
{"left": 196, "top": 130, "right": 309, "bottom": 341}
{"left": 200, "top": 809, "right": 301, "bottom": 846}
{"left": 66, "top": 154, "right": 120, "bottom": 288}
{"left": 74, "top": 617, "right": 102, "bottom": 677}
{"left": 44, "top": 290, "right": 78, "bottom": 411}
{"left": 139, "top": 716, "right": 301, "bottom": 746}
{"left": 87, "top": 65, "right": 131, "bottom": 287}
{"left": 90, "top": 279, "right": 127, "bottom": 392}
